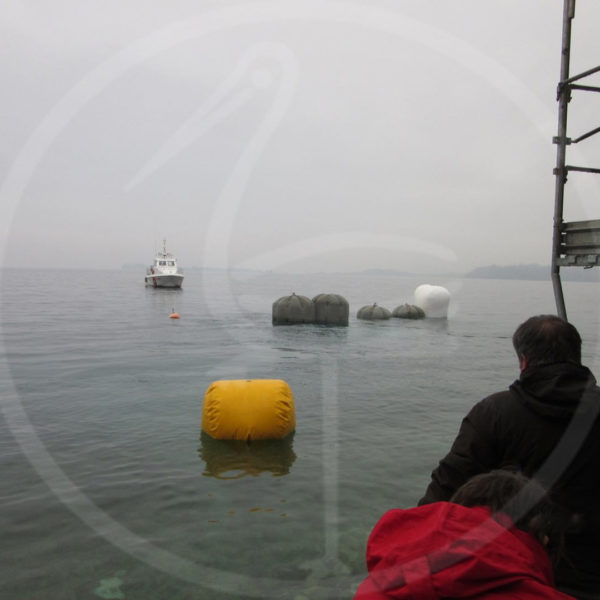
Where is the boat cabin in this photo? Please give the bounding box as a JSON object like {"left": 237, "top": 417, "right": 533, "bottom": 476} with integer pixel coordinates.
{"left": 155, "top": 259, "right": 176, "bottom": 267}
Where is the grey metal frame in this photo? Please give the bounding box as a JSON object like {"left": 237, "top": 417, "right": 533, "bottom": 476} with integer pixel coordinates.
{"left": 552, "top": 0, "right": 600, "bottom": 319}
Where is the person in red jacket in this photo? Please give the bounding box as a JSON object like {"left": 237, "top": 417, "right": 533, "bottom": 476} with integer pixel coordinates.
{"left": 354, "top": 470, "right": 574, "bottom": 600}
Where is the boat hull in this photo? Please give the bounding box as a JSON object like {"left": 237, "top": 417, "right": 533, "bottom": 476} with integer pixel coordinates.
{"left": 144, "top": 274, "right": 184, "bottom": 288}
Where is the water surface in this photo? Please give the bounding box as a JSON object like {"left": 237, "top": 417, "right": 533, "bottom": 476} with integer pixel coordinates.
{"left": 2, "top": 269, "right": 599, "bottom": 599}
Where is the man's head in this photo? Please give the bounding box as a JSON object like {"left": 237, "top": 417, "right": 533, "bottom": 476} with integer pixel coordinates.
{"left": 450, "top": 469, "right": 565, "bottom": 559}
{"left": 512, "top": 314, "right": 581, "bottom": 371}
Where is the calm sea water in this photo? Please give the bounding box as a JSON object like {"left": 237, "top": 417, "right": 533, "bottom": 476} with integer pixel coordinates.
{"left": 2, "top": 268, "right": 600, "bottom": 600}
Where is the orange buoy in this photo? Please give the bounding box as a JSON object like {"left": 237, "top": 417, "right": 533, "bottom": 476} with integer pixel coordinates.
{"left": 170, "top": 310, "right": 180, "bottom": 319}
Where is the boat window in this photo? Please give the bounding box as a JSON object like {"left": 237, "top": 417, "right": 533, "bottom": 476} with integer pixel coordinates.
{"left": 168, "top": 261, "right": 175, "bottom": 266}
{"left": 159, "top": 261, "right": 166, "bottom": 265}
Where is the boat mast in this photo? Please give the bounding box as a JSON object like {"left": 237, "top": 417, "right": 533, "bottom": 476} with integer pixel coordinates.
{"left": 551, "top": 0, "right": 600, "bottom": 320}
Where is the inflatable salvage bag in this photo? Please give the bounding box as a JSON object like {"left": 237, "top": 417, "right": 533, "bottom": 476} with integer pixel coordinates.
{"left": 201, "top": 379, "right": 296, "bottom": 441}
{"left": 272, "top": 293, "right": 315, "bottom": 325}
{"left": 414, "top": 284, "right": 450, "bottom": 318}
{"left": 357, "top": 303, "right": 391, "bottom": 320}
{"left": 312, "top": 293, "right": 349, "bottom": 326}
{"left": 392, "top": 303, "right": 425, "bottom": 320}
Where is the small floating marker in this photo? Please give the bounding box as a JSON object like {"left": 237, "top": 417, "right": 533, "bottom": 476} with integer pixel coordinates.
{"left": 169, "top": 308, "right": 180, "bottom": 319}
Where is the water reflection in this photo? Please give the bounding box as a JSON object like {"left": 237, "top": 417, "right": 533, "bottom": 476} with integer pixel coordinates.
{"left": 271, "top": 323, "right": 350, "bottom": 351}
{"left": 416, "top": 318, "right": 449, "bottom": 334}
{"left": 198, "top": 431, "right": 296, "bottom": 479}
{"left": 145, "top": 286, "right": 183, "bottom": 312}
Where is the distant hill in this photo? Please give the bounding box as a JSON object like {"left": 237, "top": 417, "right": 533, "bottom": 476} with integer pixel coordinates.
{"left": 360, "top": 268, "right": 415, "bottom": 276}
{"left": 466, "top": 264, "right": 600, "bottom": 282}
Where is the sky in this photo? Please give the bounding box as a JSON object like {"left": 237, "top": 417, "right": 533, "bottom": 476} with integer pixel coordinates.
{"left": 1, "top": 0, "right": 599, "bottom": 274}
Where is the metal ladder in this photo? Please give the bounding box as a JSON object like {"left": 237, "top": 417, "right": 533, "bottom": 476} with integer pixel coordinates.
{"left": 551, "top": 0, "right": 600, "bottom": 319}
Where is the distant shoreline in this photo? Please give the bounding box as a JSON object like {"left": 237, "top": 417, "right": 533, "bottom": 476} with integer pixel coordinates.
{"left": 465, "top": 264, "right": 600, "bottom": 283}
{"left": 3, "top": 264, "right": 600, "bottom": 283}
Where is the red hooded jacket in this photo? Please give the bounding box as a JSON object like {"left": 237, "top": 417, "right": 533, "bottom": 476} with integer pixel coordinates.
{"left": 354, "top": 502, "right": 575, "bottom": 600}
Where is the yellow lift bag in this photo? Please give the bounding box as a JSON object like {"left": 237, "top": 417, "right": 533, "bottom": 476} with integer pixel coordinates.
{"left": 202, "top": 379, "right": 296, "bottom": 440}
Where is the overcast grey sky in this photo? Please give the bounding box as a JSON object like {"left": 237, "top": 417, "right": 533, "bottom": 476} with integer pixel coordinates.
{"left": 1, "top": 0, "right": 599, "bottom": 273}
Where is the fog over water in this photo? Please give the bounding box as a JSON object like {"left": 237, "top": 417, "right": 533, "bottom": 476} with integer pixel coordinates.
{"left": 2, "top": 0, "right": 600, "bottom": 274}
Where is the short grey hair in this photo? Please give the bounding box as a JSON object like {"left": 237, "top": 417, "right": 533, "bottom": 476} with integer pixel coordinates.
{"left": 512, "top": 315, "right": 581, "bottom": 367}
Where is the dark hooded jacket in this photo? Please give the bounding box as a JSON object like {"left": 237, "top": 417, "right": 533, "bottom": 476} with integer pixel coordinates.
{"left": 354, "top": 502, "right": 574, "bottom": 599}
{"left": 419, "top": 362, "right": 600, "bottom": 594}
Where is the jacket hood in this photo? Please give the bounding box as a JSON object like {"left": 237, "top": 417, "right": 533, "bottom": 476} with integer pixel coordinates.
{"left": 354, "top": 503, "right": 573, "bottom": 600}
{"left": 510, "top": 363, "right": 600, "bottom": 421}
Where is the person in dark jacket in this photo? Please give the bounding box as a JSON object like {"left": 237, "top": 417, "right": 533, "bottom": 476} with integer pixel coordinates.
{"left": 419, "top": 315, "right": 600, "bottom": 599}
{"left": 355, "top": 470, "right": 573, "bottom": 599}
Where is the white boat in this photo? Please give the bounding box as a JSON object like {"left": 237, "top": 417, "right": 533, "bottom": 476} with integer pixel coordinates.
{"left": 145, "top": 240, "right": 184, "bottom": 288}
